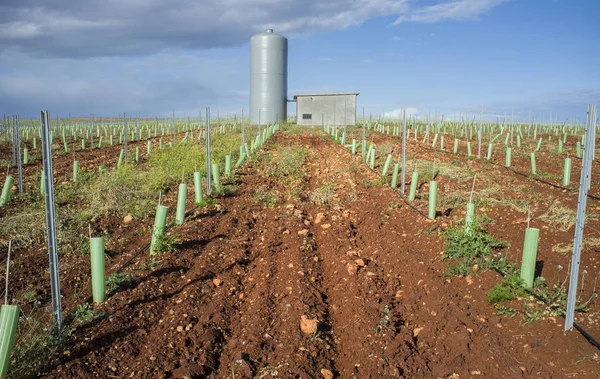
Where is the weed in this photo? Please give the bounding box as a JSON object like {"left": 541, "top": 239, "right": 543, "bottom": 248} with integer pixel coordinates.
{"left": 534, "top": 171, "right": 554, "bottom": 180}
{"left": 253, "top": 186, "right": 279, "bottom": 208}
{"left": 363, "top": 177, "right": 387, "bottom": 188}
{"left": 88, "top": 164, "right": 158, "bottom": 219}
{"left": 373, "top": 305, "right": 391, "bottom": 335}
{"left": 152, "top": 233, "right": 179, "bottom": 254}
{"left": 487, "top": 275, "right": 527, "bottom": 303}
{"left": 388, "top": 202, "right": 402, "bottom": 210}
{"left": 8, "top": 310, "right": 72, "bottom": 378}
{"left": 74, "top": 304, "right": 98, "bottom": 324}
{"left": 309, "top": 182, "right": 336, "bottom": 207}
{"left": 22, "top": 289, "right": 37, "bottom": 303}
{"left": 211, "top": 184, "right": 238, "bottom": 198}
{"left": 107, "top": 272, "right": 133, "bottom": 291}
{"left": 266, "top": 146, "right": 307, "bottom": 180}
{"left": 442, "top": 224, "right": 507, "bottom": 277}
{"left": 196, "top": 197, "right": 217, "bottom": 207}
{"left": 133, "top": 258, "right": 160, "bottom": 271}
{"left": 495, "top": 304, "right": 519, "bottom": 318}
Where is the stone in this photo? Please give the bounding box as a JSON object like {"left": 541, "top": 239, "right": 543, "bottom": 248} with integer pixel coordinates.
{"left": 315, "top": 212, "right": 325, "bottom": 224}
{"left": 321, "top": 368, "right": 334, "bottom": 379}
{"left": 212, "top": 279, "right": 222, "bottom": 287}
{"left": 123, "top": 214, "right": 133, "bottom": 223}
{"left": 300, "top": 315, "right": 318, "bottom": 335}
{"left": 413, "top": 327, "right": 424, "bottom": 337}
{"left": 347, "top": 263, "right": 357, "bottom": 275}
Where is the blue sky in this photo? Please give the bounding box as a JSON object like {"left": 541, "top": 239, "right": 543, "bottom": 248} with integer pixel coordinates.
{"left": 0, "top": 0, "right": 598, "bottom": 123}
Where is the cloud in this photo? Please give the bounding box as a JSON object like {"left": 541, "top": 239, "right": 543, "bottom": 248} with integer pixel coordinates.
{"left": 0, "top": 52, "right": 245, "bottom": 117}
{"left": 0, "top": 0, "right": 511, "bottom": 117}
{"left": 383, "top": 107, "right": 420, "bottom": 119}
{"left": 394, "top": 0, "right": 511, "bottom": 24}
{"left": 0, "top": 0, "right": 512, "bottom": 59}
{"left": 0, "top": 0, "right": 411, "bottom": 58}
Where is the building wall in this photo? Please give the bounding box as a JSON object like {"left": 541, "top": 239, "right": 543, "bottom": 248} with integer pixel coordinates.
{"left": 296, "top": 94, "right": 357, "bottom": 126}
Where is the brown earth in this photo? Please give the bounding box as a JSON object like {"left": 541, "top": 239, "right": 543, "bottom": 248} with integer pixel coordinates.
{"left": 33, "top": 131, "right": 599, "bottom": 378}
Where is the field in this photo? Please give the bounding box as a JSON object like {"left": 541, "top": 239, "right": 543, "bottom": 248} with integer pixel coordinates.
{"left": 0, "top": 118, "right": 599, "bottom": 378}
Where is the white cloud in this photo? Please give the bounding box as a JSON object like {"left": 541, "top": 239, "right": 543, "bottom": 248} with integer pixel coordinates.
{"left": 0, "top": 0, "right": 510, "bottom": 58}
{"left": 383, "top": 107, "right": 420, "bottom": 119}
{"left": 394, "top": 0, "right": 511, "bottom": 24}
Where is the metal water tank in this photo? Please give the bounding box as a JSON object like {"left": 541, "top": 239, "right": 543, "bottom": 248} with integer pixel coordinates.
{"left": 250, "top": 29, "right": 288, "bottom": 125}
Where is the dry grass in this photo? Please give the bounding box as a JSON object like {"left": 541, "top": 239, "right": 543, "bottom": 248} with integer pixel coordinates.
{"left": 539, "top": 204, "right": 598, "bottom": 232}
{"left": 553, "top": 237, "right": 600, "bottom": 255}
{"left": 407, "top": 159, "right": 474, "bottom": 182}
{"left": 309, "top": 181, "right": 337, "bottom": 207}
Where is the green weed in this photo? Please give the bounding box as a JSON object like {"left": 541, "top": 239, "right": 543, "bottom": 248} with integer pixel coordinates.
{"left": 74, "top": 304, "right": 99, "bottom": 324}
{"left": 253, "top": 186, "right": 279, "bottom": 208}
{"left": 442, "top": 224, "right": 507, "bottom": 277}
{"left": 107, "top": 272, "right": 133, "bottom": 291}
{"left": 152, "top": 233, "right": 179, "bottom": 255}
{"left": 487, "top": 275, "right": 527, "bottom": 303}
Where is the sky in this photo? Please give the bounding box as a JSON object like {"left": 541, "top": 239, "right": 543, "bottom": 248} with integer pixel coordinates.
{"left": 0, "top": 0, "right": 598, "bottom": 123}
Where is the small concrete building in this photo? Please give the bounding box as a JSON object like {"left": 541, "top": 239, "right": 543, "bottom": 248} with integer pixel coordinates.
{"left": 293, "top": 93, "right": 359, "bottom": 126}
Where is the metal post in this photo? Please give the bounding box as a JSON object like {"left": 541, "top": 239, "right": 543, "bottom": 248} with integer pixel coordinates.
{"left": 89, "top": 114, "right": 94, "bottom": 148}
{"left": 478, "top": 106, "right": 483, "bottom": 158}
{"left": 15, "top": 115, "right": 23, "bottom": 194}
{"left": 565, "top": 104, "right": 596, "bottom": 331}
{"left": 40, "top": 110, "right": 63, "bottom": 335}
{"left": 172, "top": 110, "right": 176, "bottom": 144}
{"left": 401, "top": 109, "right": 407, "bottom": 194}
{"left": 206, "top": 107, "right": 211, "bottom": 196}
{"left": 241, "top": 109, "right": 245, "bottom": 147}
{"left": 10, "top": 116, "right": 16, "bottom": 167}
{"left": 123, "top": 112, "right": 128, "bottom": 161}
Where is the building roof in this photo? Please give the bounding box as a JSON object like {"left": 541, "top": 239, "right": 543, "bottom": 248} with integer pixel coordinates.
{"left": 292, "top": 92, "right": 359, "bottom": 100}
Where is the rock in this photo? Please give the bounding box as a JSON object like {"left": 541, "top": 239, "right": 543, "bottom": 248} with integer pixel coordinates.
{"left": 413, "top": 327, "right": 424, "bottom": 337}
{"left": 346, "top": 250, "right": 359, "bottom": 257}
{"left": 321, "top": 223, "right": 331, "bottom": 229}
{"left": 347, "top": 263, "right": 357, "bottom": 275}
{"left": 300, "top": 315, "right": 318, "bottom": 335}
{"left": 315, "top": 213, "right": 325, "bottom": 224}
{"left": 123, "top": 214, "right": 133, "bottom": 223}
{"left": 212, "top": 279, "right": 222, "bottom": 287}
{"left": 395, "top": 290, "right": 403, "bottom": 298}
{"left": 355, "top": 259, "right": 366, "bottom": 267}
{"left": 176, "top": 326, "right": 184, "bottom": 332}
{"left": 298, "top": 229, "right": 309, "bottom": 236}
{"left": 472, "top": 264, "right": 479, "bottom": 273}
{"left": 321, "top": 368, "right": 334, "bottom": 379}
{"left": 465, "top": 276, "right": 473, "bottom": 285}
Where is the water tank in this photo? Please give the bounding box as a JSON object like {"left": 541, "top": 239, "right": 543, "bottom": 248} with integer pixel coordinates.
{"left": 250, "top": 29, "right": 288, "bottom": 125}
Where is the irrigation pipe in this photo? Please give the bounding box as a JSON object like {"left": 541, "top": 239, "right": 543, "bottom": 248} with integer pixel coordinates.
{"left": 335, "top": 131, "right": 600, "bottom": 351}
{"left": 390, "top": 132, "right": 600, "bottom": 201}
